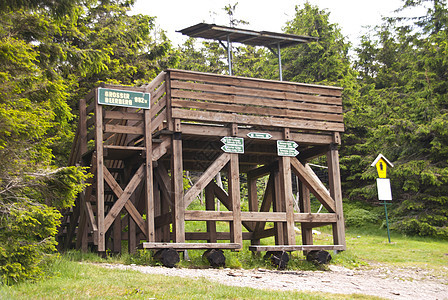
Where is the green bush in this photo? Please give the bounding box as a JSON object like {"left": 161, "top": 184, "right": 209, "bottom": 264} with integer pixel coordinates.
{"left": 345, "top": 208, "right": 379, "bottom": 227}
{"left": 393, "top": 218, "right": 448, "bottom": 239}
{"left": 0, "top": 204, "right": 61, "bottom": 285}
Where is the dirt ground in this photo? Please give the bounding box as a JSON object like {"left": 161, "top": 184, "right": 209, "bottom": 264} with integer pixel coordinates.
{"left": 100, "top": 262, "right": 448, "bottom": 299}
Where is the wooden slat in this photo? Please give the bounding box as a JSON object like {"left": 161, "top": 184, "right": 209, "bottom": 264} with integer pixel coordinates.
{"left": 171, "top": 98, "right": 343, "bottom": 122}
{"left": 104, "top": 110, "right": 143, "bottom": 121}
{"left": 180, "top": 124, "right": 334, "bottom": 145}
{"left": 151, "top": 82, "right": 167, "bottom": 105}
{"left": 172, "top": 109, "right": 344, "bottom": 132}
{"left": 249, "top": 245, "right": 345, "bottom": 252}
{"left": 171, "top": 85, "right": 342, "bottom": 112}
{"left": 168, "top": 69, "right": 342, "bottom": 97}
{"left": 104, "top": 124, "right": 144, "bottom": 135}
{"left": 142, "top": 242, "right": 241, "bottom": 250}
{"left": 185, "top": 210, "right": 233, "bottom": 221}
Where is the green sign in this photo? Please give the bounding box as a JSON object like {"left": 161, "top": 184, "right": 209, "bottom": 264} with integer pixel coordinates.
{"left": 277, "top": 140, "right": 299, "bottom": 157}
{"left": 277, "top": 140, "right": 298, "bottom": 149}
{"left": 98, "top": 88, "right": 150, "bottom": 109}
{"left": 221, "top": 136, "right": 244, "bottom": 153}
{"left": 277, "top": 148, "right": 299, "bottom": 157}
{"left": 247, "top": 132, "right": 272, "bottom": 139}
{"left": 221, "top": 137, "right": 244, "bottom": 146}
{"left": 221, "top": 145, "right": 244, "bottom": 154}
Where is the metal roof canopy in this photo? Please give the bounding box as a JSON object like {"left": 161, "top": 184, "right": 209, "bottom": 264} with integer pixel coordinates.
{"left": 177, "top": 23, "right": 318, "bottom": 80}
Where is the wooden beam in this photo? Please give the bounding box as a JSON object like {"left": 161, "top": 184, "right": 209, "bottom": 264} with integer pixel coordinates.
{"left": 299, "top": 182, "right": 313, "bottom": 247}
{"left": 103, "top": 165, "right": 145, "bottom": 233}
{"left": 184, "top": 152, "right": 230, "bottom": 207}
{"left": 205, "top": 184, "right": 217, "bottom": 243}
{"left": 278, "top": 157, "right": 295, "bottom": 245}
{"left": 94, "top": 98, "right": 105, "bottom": 252}
{"left": 229, "top": 154, "right": 242, "bottom": 248}
{"left": 327, "top": 145, "right": 346, "bottom": 250}
{"left": 171, "top": 134, "right": 184, "bottom": 242}
{"left": 141, "top": 242, "right": 240, "bottom": 250}
{"left": 144, "top": 109, "right": 155, "bottom": 242}
{"left": 290, "top": 158, "right": 336, "bottom": 213}
{"left": 249, "top": 245, "right": 345, "bottom": 252}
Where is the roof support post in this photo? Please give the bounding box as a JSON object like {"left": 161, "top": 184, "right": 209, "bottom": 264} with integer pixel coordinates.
{"left": 277, "top": 42, "right": 283, "bottom": 81}
{"left": 227, "top": 34, "right": 233, "bottom": 76}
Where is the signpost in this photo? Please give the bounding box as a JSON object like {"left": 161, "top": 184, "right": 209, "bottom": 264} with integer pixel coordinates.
{"left": 98, "top": 88, "right": 150, "bottom": 109}
{"left": 371, "top": 154, "right": 394, "bottom": 243}
{"left": 221, "top": 137, "right": 244, "bottom": 154}
{"left": 277, "top": 140, "right": 299, "bottom": 157}
{"left": 247, "top": 132, "right": 272, "bottom": 139}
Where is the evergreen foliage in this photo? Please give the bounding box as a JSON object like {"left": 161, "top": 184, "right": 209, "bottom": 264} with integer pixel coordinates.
{"left": 348, "top": 0, "right": 448, "bottom": 238}
{"left": 0, "top": 0, "right": 176, "bottom": 284}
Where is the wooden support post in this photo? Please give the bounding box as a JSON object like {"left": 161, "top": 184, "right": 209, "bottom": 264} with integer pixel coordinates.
{"left": 153, "top": 178, "right": 162, "bottom": 242}
{"left": 228, "top": 154, "right": 242, "bottom": 248}
{"left": 327, "top": 144, "right": 346, "bottom": 249}
{"left": 278, "top": 157, "right": 295, "bottom": 245}
{"left": 247, "top": 175, "right": 258, "bottom": 236}
{"left": 172, "top": 131, "right": 185, "bottom": 243}
{"left": 113, "top": 214, "right": 122, "bottom": 253}
{"left": 94, "top": 96, "right": 106, "bottom": 252}
{"left": 144, "top": 109, "right": 155, "bottom": 242}
{"left": 205, "top": 184, "right": 217, "bottom": 243}
{"left": 128, "top": 212, "right": 137, "bottom": 254}
{"left": 273, "top": 170, "right": 284, "bottom": 245}
{"left": 299, "top": 181, "right": 313, "bottom": 250}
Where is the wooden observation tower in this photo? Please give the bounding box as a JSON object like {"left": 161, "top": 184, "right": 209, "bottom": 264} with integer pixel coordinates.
{"left": 58, "top": 23, "right": 346, "bottom": 266}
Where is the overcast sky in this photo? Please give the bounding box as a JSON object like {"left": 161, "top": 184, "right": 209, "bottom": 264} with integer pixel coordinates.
{"left": 131, "top": 0, "right": 427, "bottom": 46}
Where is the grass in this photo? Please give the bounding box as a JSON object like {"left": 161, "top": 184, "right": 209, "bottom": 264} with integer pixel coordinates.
{"left": 0, "top": 257, "right": 380, "bottom": 300}
{"left": 1, "top": 219, "right": 447, "bottom": 299}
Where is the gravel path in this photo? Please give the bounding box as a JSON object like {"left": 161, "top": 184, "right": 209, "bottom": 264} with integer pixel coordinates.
{"left": 98, "top": 262, "right": 448, "bottom": 299}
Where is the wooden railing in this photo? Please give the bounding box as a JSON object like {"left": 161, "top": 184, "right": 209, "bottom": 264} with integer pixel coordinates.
{"left": 167, "top": 69, "right": 344, "bottom": 133}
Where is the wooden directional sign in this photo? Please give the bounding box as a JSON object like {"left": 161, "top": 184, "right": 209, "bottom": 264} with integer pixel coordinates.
{"left": 277, "top": 140, "right": 299, "bottom": 157}
{"left": 221, "top": 136, "right": 244, "bottom": 153}
{"left": 221, "top": 144, "right": 244, "bottom": 153}
{"left": 247, "top": 132, "right": 272, "bottom": 139}
{"left": 221, "top": 136, "right": 244, "bottom": 146}
{"left": 98, "top": 88, "right": 150, "bottom": 109}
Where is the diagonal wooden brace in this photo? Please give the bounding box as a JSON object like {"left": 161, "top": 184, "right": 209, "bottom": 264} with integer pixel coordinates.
{"left": 103, "top": 165, "right": 147, "bottom": 237}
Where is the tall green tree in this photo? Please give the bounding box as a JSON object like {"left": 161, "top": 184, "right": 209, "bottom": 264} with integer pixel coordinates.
{"left": 349, "top": 0, "right": 448, "bottom": 237}
{"left": 0, "top": 0, "right": 176, "bottom": 284}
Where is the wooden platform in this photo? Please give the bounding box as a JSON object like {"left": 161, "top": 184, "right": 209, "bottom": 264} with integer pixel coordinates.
{"left": 58, "top": 69, "right": 347, "bottom": 256}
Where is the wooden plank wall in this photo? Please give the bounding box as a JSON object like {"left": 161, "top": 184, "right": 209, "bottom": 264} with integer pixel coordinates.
{"left": 168, "top": 69, "right": 344, "bottom": 133}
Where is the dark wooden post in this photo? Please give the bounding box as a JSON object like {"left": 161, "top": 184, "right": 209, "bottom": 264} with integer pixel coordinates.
{"left": 229, "top": 154, "right": 242, "bottom": 248}
{"left": 144, "top": 109, "right": 155, "bottom": 242}
{"left": 278, "top": 156, "right": 295, "bottom": 245}
{"left": 327, "top": 144, "right": 346, "bottom": 249}
{"left": 172, "top": 128, "right": 184, "bottom": 243}
{"left": 94, "top": 90, "right": 105, "bottom": 252}
{"left": 205, "top": 184, "right": 217, "bottom": 243}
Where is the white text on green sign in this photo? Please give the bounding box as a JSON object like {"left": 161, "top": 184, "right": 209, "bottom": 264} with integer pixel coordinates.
{"left": 221, "top": 137, "right": 244, "bottom": 146}
{"left": 277, "top": 140, "right": 298, "bottom": 149}
{"left": 247, "top": 132, "right": 272, "bottom": 139}
{"left": 277, "top": 148, "right": 299, "bottom": 157}
{"left": 98, "top": 88, "right": 150, "bottom": 109}
{"left": 221, "top": 145, "right": 244, "bottom": 154}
